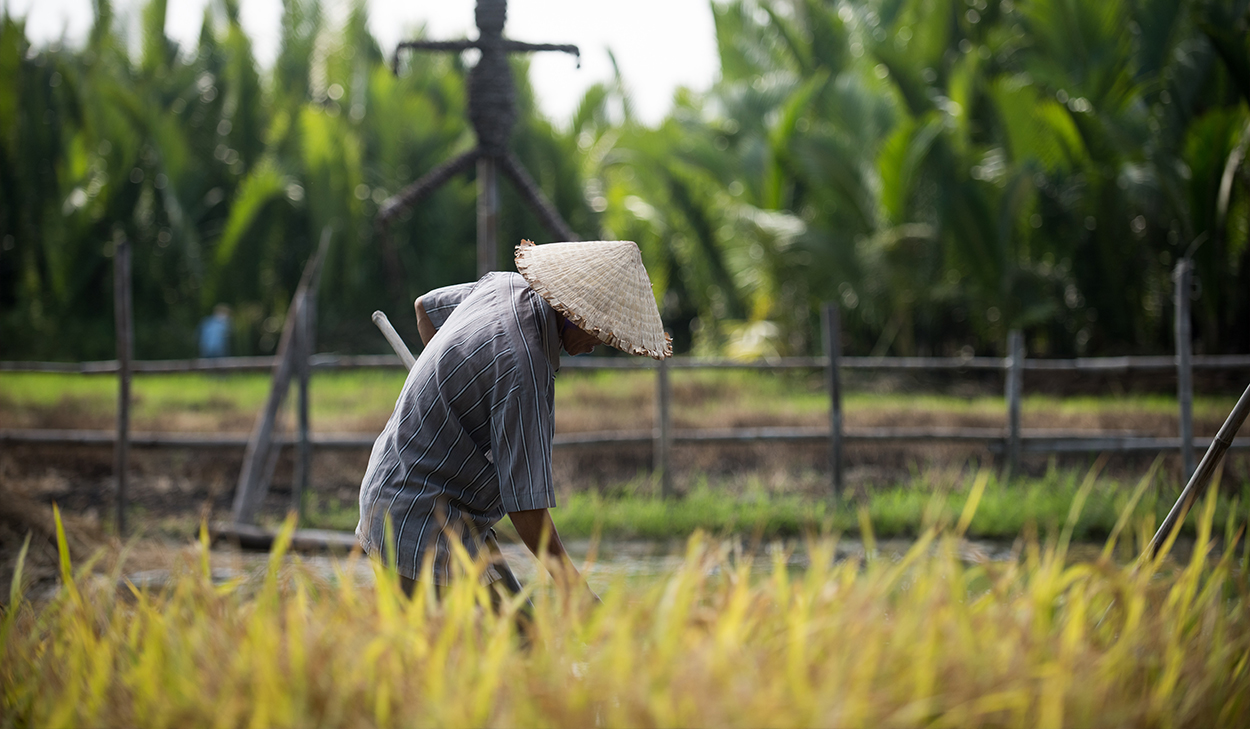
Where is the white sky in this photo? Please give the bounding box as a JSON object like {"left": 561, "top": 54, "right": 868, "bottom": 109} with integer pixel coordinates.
{"left": 4, "top": 0, "right": 721, "bottom": 127}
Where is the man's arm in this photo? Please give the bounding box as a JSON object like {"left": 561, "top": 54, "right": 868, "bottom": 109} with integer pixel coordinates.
{"left": 414, "top": 281, "right": 477, "bottom": 346}
{"left": 414, "top": 297, "right": 436, "bottom": 346}
{"left": 509, "top": 508, "right": 597, "bottom": 598}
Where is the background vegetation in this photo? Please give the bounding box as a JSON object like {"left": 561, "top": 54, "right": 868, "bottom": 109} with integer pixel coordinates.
{"left": 2, "top": 0, "right": 1249, "bottom": 361}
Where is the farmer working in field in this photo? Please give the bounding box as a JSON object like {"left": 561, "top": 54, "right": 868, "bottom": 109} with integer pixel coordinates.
{"left": 356, "top": 239, "right": 671, "bottom": 598}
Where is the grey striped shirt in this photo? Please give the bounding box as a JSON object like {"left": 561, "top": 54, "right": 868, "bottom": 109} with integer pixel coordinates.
{"left": 356, "top": 272, "right": 561, "bottom": 582}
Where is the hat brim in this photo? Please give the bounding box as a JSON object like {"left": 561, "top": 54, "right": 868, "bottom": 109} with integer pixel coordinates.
{"left": 516, "top": 240, "right": 672, "bottom": 359}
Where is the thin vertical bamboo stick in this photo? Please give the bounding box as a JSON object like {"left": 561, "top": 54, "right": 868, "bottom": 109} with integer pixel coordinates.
{"left": 477, "top": 156, "right": 499, "bottom": 277}
{"left": 655, "top": 354, "right": 673, "bottom": 498}
{"left": 1005, "top": 330, "right": 1024, "bottom": 478}
{"left": 113, "top": 234, "right": 133, "bottom": 536}
{"left": 822, "top": 303, "right": 843, "bottom": 497}
{"left": 1175, "top": 258, "right": 1195, "bottom": 479}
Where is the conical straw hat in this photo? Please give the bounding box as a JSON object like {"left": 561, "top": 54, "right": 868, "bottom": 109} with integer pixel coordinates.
{"left": 515, "top": 240, "right": 672, "bottom": 359}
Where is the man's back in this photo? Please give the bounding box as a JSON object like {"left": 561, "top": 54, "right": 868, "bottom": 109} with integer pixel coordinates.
{"left": 356, "top": 272, "right": 561, "bottom": 582}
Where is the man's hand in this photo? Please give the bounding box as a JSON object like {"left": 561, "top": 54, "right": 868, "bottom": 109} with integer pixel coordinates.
{"left": 509, "top": 508, "right": 599, "bottom": 603}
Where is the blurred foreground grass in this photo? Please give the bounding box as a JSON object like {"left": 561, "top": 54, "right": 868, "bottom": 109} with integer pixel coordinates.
{"left": 4, "top": 479, "right": 1249, "bottom": 728}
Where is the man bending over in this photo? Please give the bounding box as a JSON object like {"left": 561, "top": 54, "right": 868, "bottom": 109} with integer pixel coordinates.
{"left": 356, "top": 239, "right": 670, "bottom": 598}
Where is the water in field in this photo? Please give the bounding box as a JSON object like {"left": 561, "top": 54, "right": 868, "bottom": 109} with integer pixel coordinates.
{"left": 496, "top": 537, "right": 1025, "bottom": 587}
{"left": 120, "top": 531, "right": 1203, "bottom": 595}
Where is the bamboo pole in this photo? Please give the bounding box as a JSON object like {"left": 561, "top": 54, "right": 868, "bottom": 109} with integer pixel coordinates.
{"left": 1175, "top": 258, "right": 1196, "bottom": 479}
{"left": 477, "top": 156, "right": 499, "bottom": 278}
{"left": 371, "top": 311, "right": 416, "bottom": 370}
{"left": 822, "top": 303, "right": 843, "bottom": 496}
{"left": 1147, "top": 382, "right": 1250, "bottom": 557}
{"left": 112, "top": 234, "right": 133, "bottom": 536}
{"left": 655, "top": 354, "right": 673, "bottom": 498}
{"left": 1005, "top": 330, "right": 1024, "bottom": 478}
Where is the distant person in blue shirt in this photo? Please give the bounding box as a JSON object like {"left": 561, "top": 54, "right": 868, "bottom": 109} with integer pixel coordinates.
{"left": 198, "top": 304, "right": 231, "bottom": 358}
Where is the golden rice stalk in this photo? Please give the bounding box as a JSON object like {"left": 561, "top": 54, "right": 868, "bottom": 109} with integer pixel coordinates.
{"left": 1, "top": 496, "right": 1248, "bottom": 728}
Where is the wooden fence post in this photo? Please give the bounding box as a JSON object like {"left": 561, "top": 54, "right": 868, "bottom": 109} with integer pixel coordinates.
{"left": 822, "top": 303, "right": 843, "bottom": 497}
{"left": 1005, "top": 329, "right": 1024, "bottom": 478}
{"left": 113, "top": 233, "right": 133, "bottom": 536}
{"left": 477, "top": 156, "right": 499, "bottom": 278}
{"left": 655, "top": 354, "right": 673, "bottom": 498}
{"left": 1175, "top": 258, "right": 1196, "bottom": 479}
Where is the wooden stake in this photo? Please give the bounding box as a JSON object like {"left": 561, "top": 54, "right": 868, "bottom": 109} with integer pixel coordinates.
{"left": 113, "top": 233, "right": 133, "bottom": 536}
{"left": 1005, "top": 329, "right": 1024, "bottom": 479}
{"left": 1175, "top": 258, "right": 1196, "bottom": 479}
{"left": 477, "top": 156, "right": 499, "bottom": 278}
{"left": 822, "top": 303, "right": 843, "bottom": 497}
{"left": 655, "top": 355, "right": 673, "bottom": 498}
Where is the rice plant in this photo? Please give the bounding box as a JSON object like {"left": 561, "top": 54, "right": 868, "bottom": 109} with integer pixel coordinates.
{"left": 3, "top": 476, "right": 1249, "bottom": 728}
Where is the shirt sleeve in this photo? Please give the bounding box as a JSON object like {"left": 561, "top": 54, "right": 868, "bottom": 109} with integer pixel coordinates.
{"left": 490, "top": 355, "right": 557, "bottom": 514}
{"left": 420, "top": 282, "right": 477, "bottom": 329}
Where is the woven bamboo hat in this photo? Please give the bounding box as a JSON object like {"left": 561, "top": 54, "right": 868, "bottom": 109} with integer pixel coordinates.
{"left": 515, "top": 240, "right": 672, "bottom": 359}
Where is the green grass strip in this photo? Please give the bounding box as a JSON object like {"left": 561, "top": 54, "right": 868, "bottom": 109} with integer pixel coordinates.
{"left": 304, "top": 469, "right": 1249, "bottom": 544}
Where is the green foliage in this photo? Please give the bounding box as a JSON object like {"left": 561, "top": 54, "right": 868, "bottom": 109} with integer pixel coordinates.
{"left": 1, "top": 0, "right": 1249, "bottom": 361}
{"left": 0, "top": 0, "right": 593, "bottom": 360}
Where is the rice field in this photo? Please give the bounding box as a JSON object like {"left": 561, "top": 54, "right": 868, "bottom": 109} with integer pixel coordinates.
{"left": 4, "top": 473, "right": 1249, "bottom": 728}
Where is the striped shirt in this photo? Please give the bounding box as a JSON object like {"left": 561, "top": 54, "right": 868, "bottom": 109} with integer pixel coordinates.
{"left": 356, "top": 272, "right": 561, "bottom": 582}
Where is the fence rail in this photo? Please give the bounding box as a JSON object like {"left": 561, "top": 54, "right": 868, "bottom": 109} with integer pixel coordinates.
{"left": 4, "top": 349, "right": 1247, "bottom": 470}
{"left": 7, "top": 352, "right": 1250, "bottom": 375}
{"left": 6, "top": 256, "right": 1249, "bottom": 521}
{"left": 7, "top": 426, "right": 1250, "bottom": 455}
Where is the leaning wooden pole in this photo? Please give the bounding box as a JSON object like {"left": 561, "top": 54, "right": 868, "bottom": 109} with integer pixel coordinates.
{"left": 1147, "top": 382, "right": 1250, "bottom": 558}
{"left": 231, "top": 230, "right": 331, "bottom": 524}
{"left": 113, "top": 234, "right": 134, "bottom": 536}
